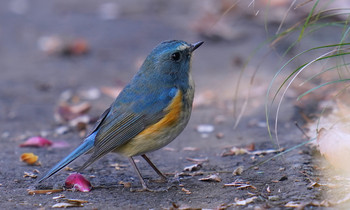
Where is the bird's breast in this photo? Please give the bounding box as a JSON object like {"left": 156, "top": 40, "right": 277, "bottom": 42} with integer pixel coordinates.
{"left": 115, "top": 88, "right": 194, "bottom": 157}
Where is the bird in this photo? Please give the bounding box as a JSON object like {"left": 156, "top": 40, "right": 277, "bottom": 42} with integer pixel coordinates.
{"left": 38, "top": 40, "right": 203, "bottom": 190}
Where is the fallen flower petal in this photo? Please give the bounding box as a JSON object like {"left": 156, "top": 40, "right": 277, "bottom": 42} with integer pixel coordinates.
{"left": 20, "top": 153, "right": 39, "bottom": 165}
{"left": 20, "top": 136, "right": 52, "bottom": 147}
{"left": 65, "top": 173, "right": 92, "bottom": 192}
{"left": 51, "top": 140, "right": 70, "bottom": 148}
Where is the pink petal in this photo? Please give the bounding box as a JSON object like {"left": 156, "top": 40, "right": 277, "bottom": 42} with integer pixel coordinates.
{"left": 65, "top": 173, "right": 92, "bottom": 192}
{"left": 19, "top": 136, "right": 53, "bottom": 147}
{"left": 51, "top": 140, "right": 70, "bottom": 148}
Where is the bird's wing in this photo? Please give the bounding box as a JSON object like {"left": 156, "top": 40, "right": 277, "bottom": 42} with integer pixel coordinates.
{"left": 79, "top": 86, "right": 179, "bottom": 170}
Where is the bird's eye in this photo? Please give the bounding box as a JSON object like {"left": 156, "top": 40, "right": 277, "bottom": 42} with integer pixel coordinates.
{"left": 171, "top": 52, "right": 181, "bottom": 61}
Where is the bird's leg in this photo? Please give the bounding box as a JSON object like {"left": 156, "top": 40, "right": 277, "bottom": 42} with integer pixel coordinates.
{"left": 129, "top": 157, "right": 149, "bottom": 191}
{"left": 141, "top": 154, "right": 167, "bottom": 181}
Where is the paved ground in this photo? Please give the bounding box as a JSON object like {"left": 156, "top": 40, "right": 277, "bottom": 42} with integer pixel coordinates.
{"left": 0, "top": 0, "right": 341, "bottom": 209}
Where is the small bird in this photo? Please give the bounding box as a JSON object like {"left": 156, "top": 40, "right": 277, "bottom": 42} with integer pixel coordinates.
{"left": 38, "top": 40, "right": 203, "bottom": 190}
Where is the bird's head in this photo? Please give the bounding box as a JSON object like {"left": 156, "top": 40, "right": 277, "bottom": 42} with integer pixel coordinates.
{"left": 140, "top": 40, "right": 203, "bottom": 78}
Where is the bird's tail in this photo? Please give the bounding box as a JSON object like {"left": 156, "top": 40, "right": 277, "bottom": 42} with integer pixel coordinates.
{"left": 37, "top": 132, "right": 96, "bottom": 183}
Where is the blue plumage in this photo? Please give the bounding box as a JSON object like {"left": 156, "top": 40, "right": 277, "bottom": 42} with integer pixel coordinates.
{"left": 38, "top": 40, "right": 203, "bottom": 190}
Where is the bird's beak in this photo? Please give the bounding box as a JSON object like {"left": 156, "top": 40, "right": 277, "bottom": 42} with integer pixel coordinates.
{"left": 190, "top": 41, "right": 204, "bottom": 52}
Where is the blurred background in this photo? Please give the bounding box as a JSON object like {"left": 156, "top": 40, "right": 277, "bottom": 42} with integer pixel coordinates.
{"left": 2, "top": 0, "right": 350, "bottom": 208}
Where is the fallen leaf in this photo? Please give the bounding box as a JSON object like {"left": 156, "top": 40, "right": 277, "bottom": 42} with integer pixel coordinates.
{"left": 162, "top": 147, "right": 176, "bottom": 152}
{"left": 181, "top": 187, "right": 192, "bottom": 194}
{"left": 55, "top": 102, "right": 91, "bottom": 122}
{"left": 266, "top": 185, "right": 271, "bottom": 193}
{"left": 233, "top": 166, "right": 244, "bottom": 176}
{"left": 221, "top": 147, "right": 249, "bottom": 157}
{"left": 110, "top": 163, "right": 128, "bottom": 170}
{"left": 52, "top": 198, "right": 89, "bottom": 208}
{"left": 224, "top": 180, "right": 257, "bottom": 190}
{"left": 20, "top": 153, "right": 39, "bottom": 165}
{"left": 235, "top": 196, "right": 258, "bottom": 206}
{"left": 65, "top": 173, "right": 92, "bottom": 192}
{"left": 20, "top": 136, "right": 52, "bottom": 147}
{"left": 27, "top": 189, "right": 63, "bottom": 195}
{"left": 61, "top": 39, "right": 89, "bottom": 56}
{"left": 23, "top": 171, "right": 37, "bottom": 178}
{"left": 199, "top": 174, "right": 222, "bottom": 182}
{"left": 175, "top": 171, "right": 204, "bottom": 178}
{"left": 118, "top": 181, "right": 131, "bottom": 188}
{"left": 182, "top": 147, "right": 198, "bottom": 151}
{"left": 186, "top": 157, "right": 209, "bottom": 164}
{"left": 250, "top": 148, "right": 285, "bottom": 155}
{"left": 184, "top": 164, "right": 202, "bottom": 172}
{"left": 52, "top": 195, "right": 65, "bottom": 200}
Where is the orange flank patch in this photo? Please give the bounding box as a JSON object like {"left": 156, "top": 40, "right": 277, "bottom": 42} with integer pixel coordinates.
{"left": 139, "top": 91, "right": 182, "bottom": 135}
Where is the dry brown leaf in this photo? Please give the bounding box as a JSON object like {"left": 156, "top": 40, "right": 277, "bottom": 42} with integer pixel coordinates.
{"left": 27, "top": 189, "right": 63, "bottom": 195}
{"left": 55, "top": 102, "right": 91, "bottom": 122}
{"left": 182, "top": 147, "right": 199, "bottom": 151}
{"left": 222, "top": 147, "right": 249, "bottom": 157}
{"left": 23, "top": 171, "right": 37, "bottom": 178}
{"left": 186, "top": 157, "right": 209, "bottom": 164}
{"left": 20, "top": 153, "right": 39, "bottom": 165}
{"left": 119, "top": 181, "right": 132, "bottom": 188}
{"left": 234, "top": 196, "right": 258, "bottom": 206}
{"left": 233, "top": 166, "right": 244, "bottom": 176}
{"left": 224, "top": 181, "right": 257, "bottom": 190}
{"left": 181, "top": 187, "right": 192, "bottom": 194}
{"left": 199, "top": 174, "right": 222, "bottom": 182}
{"left": 52, "top": 195, "right": 65, "bottom": 200}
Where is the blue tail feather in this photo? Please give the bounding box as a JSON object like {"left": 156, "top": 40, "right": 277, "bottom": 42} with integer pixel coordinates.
{"left": 38, "top": 132, "right": 96, "bottom": 183}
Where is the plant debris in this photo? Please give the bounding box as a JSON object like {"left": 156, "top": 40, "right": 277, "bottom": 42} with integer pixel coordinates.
{"left": 186, "top": 157, "right": 209, "bottom": 164}
{"left": 182, "top": 147, "right": 199, "bottom": 151}
{"left": 52, "top": 198, "right": 88, "bottom": 208}
{"left": 23, "top": 171, "right": 38, "bottom": 178}
{"left": 184, "top": 164, "right": 202, "bottom": 172}
{"left": 27, "top": 189, "right": 63, "bottom": 195}
{"left": 118, "top": 181, "right": 131, "bottom": 188}
{"left": 234, "top": 196, "right": 258, "bottom": 206}
{"left": 224, "top": 180, "right": 257, "bottom": 190}
{"left": 55, "top": 102, "right": 91, "bottom": 123}
{"left": 199, "top": 174, "right": 222, "bottom": 182}
{"left": 20, "top": 153, "right": 39, "bottom": 165}
{"left": 233, "top": 166, "right": 244, "bottom": 176}
{"left": 20, "top": 136, "right": 52, "bottom": 147}
{"left": 222, "top": 145, "right": 284, "bottom": 157}
{"left": 65, "top": 173, "right": 92, "bottom": 192}
{"left": 181, "top": 187, "right": 192, "bottom": 194}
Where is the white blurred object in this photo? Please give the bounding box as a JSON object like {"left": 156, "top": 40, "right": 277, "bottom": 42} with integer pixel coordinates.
{"left": 309, "top": 101, "right": 350, "bottom": 172}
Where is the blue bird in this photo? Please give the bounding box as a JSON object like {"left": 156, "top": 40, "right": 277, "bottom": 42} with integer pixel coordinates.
{"left": 38, "top": 40, "right": 203, "bottom": 190}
